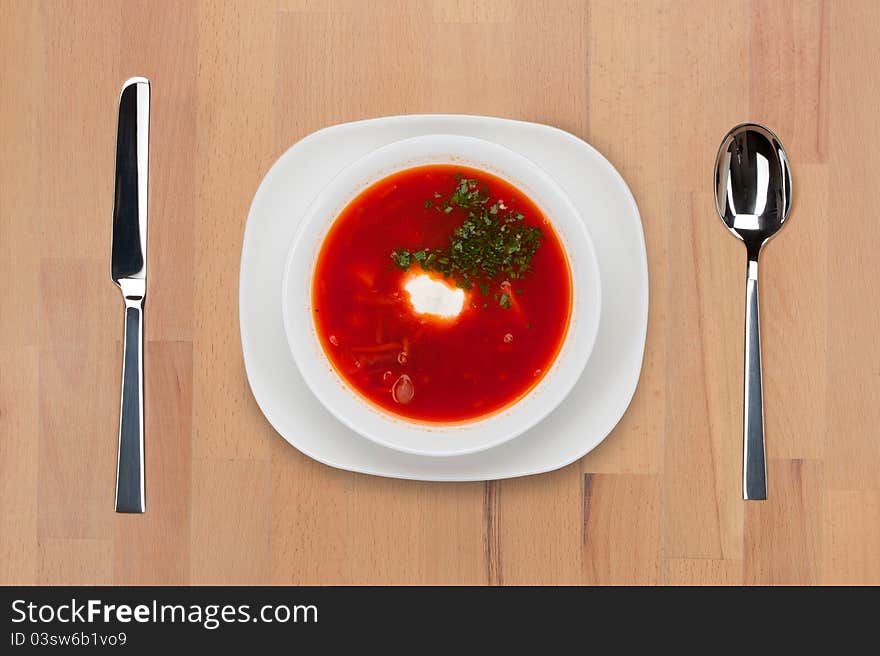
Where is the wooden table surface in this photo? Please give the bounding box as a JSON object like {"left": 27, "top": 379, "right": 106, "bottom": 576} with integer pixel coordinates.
{"left": 2, "top": 0, "right": 878, "bottom": 586}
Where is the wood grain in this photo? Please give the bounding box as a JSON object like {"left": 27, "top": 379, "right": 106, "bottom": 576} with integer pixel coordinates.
{"left": 1, "top": 0, "right": 878, "bottom": 585}
{"left": 744, "top": 459, "right": 823, "bottom": 584}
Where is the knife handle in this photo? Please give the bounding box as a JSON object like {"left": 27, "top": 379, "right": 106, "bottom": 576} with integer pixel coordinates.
{"left": 116, "top": 299, "right": 145, "bottom": 513}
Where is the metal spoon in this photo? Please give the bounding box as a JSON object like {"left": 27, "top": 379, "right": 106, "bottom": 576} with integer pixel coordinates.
{"left": 714, "top": 123, "right": 792, "bottom": 500}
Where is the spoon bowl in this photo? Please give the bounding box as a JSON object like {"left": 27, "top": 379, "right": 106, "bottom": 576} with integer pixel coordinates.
{"left": 714, "top": 123, "right": 793, "bottom": 500}
{"left": 715, "top": 123, "right": 792, "bottom": 255}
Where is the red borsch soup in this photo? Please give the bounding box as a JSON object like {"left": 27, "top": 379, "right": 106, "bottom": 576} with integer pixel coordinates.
{"left": 312, "top": 165, "right": 572, "bottom": 423}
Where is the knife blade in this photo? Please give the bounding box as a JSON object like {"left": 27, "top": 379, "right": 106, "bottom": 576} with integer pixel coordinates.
{"left": 111, "top": 77, "right": 150, "bottom": 513}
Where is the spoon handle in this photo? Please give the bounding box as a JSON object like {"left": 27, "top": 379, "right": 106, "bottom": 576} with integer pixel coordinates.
{"left": 743, "top": 258, "right": 767, "bottom": 500}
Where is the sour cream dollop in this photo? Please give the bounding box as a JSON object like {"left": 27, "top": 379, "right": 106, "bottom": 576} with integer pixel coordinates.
{"left": 403, "top": 274, "right": 464, "bottom": 319}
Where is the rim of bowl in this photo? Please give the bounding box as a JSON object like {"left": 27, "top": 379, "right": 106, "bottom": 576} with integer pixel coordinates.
{"left": 281, "top": 134, "right": 602, "bottom": 457}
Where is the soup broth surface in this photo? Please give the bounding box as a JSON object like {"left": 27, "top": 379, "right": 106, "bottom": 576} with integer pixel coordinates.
{"left": 312, "top": 165, "right": 572, "bottom": 423}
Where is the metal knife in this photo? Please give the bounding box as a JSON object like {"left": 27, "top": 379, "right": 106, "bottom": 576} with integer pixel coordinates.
{"left": 111, "top": 77, "right": 150, "bottom": 513}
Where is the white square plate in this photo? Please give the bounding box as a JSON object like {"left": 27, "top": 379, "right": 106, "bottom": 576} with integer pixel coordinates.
{"left": 240, "top": 115, "right": 647, "bottom": 480}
